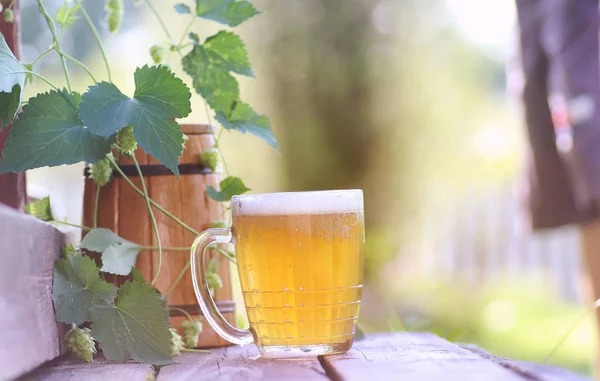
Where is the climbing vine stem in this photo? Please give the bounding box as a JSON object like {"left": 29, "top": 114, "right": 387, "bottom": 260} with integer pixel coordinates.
{"left": 37, "top": 0, "right": 72, "bottom": 91}
{"left": 131, "top": 154, "right": 163, "bottom": 287}
{"left": 75, "top": 1, "right": 112, "bottom": 81}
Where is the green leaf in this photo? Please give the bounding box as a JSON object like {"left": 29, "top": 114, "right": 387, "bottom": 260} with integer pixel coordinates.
{"left": 90, "top": 281, "right": 173, "bottom": 364}
{"left": 130, "top": 268, "right": 145, "bottom": 283}
{"left": 195, "top": 0, "right": 260, "bottom": 26}
{"left": 78, "top": 65, "right": 191, "bottom": 176}
{"left": 182, "top": 31, "right": 253, "bottom": 112}
{"left": 182, "top": 42, "right": 239, "bottom": 114}
{"left": 0, "top": 90, "right": 114, "bottom": 174}
{"left": 204, "top": 31, "right": 253, "bottom": 77}
{"left": 81, "top": 228, "right": 142, "bottom": 276}
{"left": 215, "top": 101, "right": 278, "bottom": 150}
{"left": 175, "top": 3, "right": 191, "bottom": 14}
{"left": 100, "top": 244, "right": 142, "bottom": 276}
{"left": 81, "top": 228, "right": 126, "bottom": 251}
{"left": 23, "top": 196, "right": 54, "bottom": 222}
{"left": 56, "top": 1, "right": 80, "bottom": 29}
{"left": 0, "top": 33, "right": 25, "bottom": 128}
{"left": 188, "top": 32, "right": 199, "bottom": 45}
{"left": 62, "top": 243, "right": 78, "bottom": 257}
{"left": 206, "top": 176, "right": 250, "bottom": 201}
{"left": 181, "top": 31, "right": 278, "bottom": 150}
{"left": 53, "top": 255, "right": 118, "bottom": 325}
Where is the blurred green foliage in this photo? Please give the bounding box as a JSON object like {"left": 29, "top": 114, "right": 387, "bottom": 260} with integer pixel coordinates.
{"left": 360, "top": 279, "right": 594, "bottom": 375}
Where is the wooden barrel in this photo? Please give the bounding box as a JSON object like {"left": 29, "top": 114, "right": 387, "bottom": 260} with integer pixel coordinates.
{"left": 82, "top": 124, "right": 234, "bottom": 348}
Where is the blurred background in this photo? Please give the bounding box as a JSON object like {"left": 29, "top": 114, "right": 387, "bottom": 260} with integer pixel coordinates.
{"left": 20, "top": 0, "right": 594, "bottom": 375}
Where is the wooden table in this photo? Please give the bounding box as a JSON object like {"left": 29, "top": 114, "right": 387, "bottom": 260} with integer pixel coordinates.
{"left": 0, "top": 206, "right": 590, "bottom": 381}
{"left": 23, "top": 332, "right": 591, "bottom": 381}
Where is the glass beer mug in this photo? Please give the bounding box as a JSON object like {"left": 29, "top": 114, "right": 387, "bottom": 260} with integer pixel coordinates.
{"left": 191, "top": 190, "right": 365, "bottom": 357}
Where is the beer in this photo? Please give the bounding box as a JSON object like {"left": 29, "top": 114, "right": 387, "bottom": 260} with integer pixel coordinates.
{"left": 232, "top": 190, "right": 364, "bottom": 354}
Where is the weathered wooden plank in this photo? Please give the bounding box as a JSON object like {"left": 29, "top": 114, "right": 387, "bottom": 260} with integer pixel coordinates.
{"left": 319, "top": 333, "right": 528, "bottom": 381}
{"left": 460, "top": 343, "right": 593, "bottom": 381}
{"left": 157, "top": 344, "right": 328, "bottom": 381}
{"left": 21, "top": 356, "right": 155, "bottom": 381}
{"left": 0, "top": 0, "right": 26, "bottom": 210}
{"left": 0, "top": 204, "right": 66, "bottom": 381}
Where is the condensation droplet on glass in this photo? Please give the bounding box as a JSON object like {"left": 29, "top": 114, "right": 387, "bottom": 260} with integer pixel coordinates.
{"left": 283, "top": 303, "right": 290, "bottom": 307}
{"left": 284, "top": 319, "right": 291, "bottom": 323}
{"left": 252, "top": 289, "right": 259, "bottom": 293}
{"left": 299, "top": 286, "right": 304, "bottom": 291}
{"left": 282, "top": 287, "right": 289, "bottom": 292}
{"left": 299, "top": 302, "right": 304, "bottom": 307}
{"left": 298, "top": 242, "right": 302, "bottom": 247}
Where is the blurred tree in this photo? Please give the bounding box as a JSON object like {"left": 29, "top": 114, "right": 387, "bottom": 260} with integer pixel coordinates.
{"left": 258, "top": 0, "right": 418, "bottom": 278}
{"left": 255, "top": 0, "right": 508, "bottom": 280}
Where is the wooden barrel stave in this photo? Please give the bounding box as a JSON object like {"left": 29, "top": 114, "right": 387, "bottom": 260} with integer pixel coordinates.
{"left": 82, "top": 124, "right": 235, "bottom": 348}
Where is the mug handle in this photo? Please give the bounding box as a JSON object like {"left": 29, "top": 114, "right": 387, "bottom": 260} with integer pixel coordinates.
{"left": 190, "top": 228, "right": 254, "bottom": 345}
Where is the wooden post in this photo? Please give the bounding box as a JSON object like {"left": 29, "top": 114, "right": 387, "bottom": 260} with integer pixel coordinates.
{"left": 0, "top": 0, "right": 26, "bottom": 209}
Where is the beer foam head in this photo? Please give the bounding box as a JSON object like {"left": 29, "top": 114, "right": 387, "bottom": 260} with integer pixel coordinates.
{"left": 232, "top": 189, "right": 364, "bottom": 216}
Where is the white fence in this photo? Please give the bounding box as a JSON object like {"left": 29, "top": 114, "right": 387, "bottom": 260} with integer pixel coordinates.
{"left": 418, "top": 183, "right": 582, "bottom": 303}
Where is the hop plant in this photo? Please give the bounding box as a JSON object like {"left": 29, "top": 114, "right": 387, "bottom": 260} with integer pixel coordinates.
{"left": 118, "top": 125, "right": 138, "bottom": 155}
{"left": 206, "top": 272, "right": 223, "bottom": 297}
{"left": 66, "top": 328, "right": 97, "bottom": 363}
{"left": 181, "top": 319, "right": 203, "bottom": 348}
{"left": 200, "top": 148, "right": 219, "bottom": 173}
{"left": 90, "top": 155, "right": 113, "bottom": 187}
{"left": 4, "top": 8, "right": 14, "bottom": 23}
{"left": 23, "top": 196, "right": 54, "bottom": 222}
{"left": 105, "top": 0, "right": 123, "bottom": 33}
{"left": 210, "top": 221, "right": 228, "bottom": 229}
{"left": 170, "top": 328, "right": 185, "bottom": 356}
{"left": 149, "top": 43, "right": 170, "bottom": 65}
{"left": 62, "top": 244, "right": 78, "bottom": 257}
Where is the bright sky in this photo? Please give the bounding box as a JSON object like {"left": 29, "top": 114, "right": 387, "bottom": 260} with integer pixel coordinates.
{"left": 446, "top": 0, "right": 517, "bottom": 61}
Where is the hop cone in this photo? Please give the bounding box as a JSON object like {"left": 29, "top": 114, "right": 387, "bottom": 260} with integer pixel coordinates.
{"left": 118, "top": 125, "right": 137, "bottom": 155}
{"left": 66, "top": 328, "right": 96, "bottom": 363}
{"left": 105, "top": 0, "right": 123, "bottom": 33}
{"left": 206, "top": 272, "right": 223, "bottom": 297}
{"left": 181, "top": 319, "right": 203, "bottom": 348}
{"left": 170, "top": 328, "right": 185, "bottom": 356}
{"left": 210, "top": 221, "right": 228, "bottom": 229}
{"left": 149, "top": 44, "right": 169, "bottom": 65}
{"left": 200, "top": 148, "right": 219, "bottom": 173}
{"left": 90, "top": 156, "right": 113, "bottom": 187}
{"left": 4, "top": 8, "right": 14, "bottom": 23}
